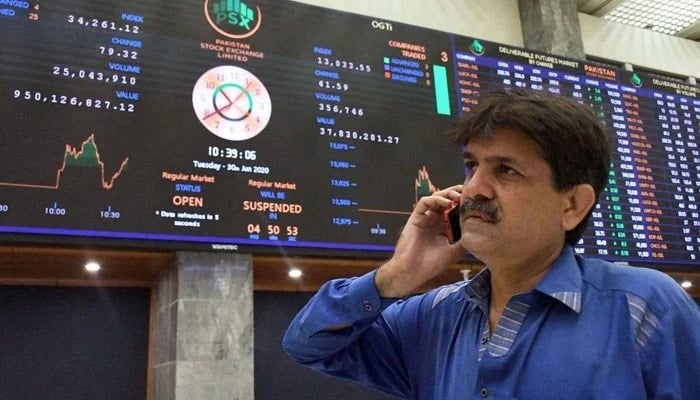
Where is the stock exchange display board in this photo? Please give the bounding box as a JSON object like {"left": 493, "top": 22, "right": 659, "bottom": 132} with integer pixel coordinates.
{"left": 1, "top": 0, "right": 699, "bottom": 265}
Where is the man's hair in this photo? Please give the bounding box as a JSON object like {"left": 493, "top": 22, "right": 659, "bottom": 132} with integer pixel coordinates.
{"left": 448, "top": 88, "right": 612, "bottom": 245}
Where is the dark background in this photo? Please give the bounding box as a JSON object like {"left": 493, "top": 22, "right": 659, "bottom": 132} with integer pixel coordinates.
{"left": 0, "top": 286, "right": 150, "bottom": 399}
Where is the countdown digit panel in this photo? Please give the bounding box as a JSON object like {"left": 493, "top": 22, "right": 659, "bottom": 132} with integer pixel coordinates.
{"left": 0, "top": 0, "right": 698, "bottom": 266}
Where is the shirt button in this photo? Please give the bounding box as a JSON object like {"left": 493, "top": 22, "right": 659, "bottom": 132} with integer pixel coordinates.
{"left": 480, "top": 388, "right": 489, "bottom": 398}
{"left": 363, "top": 300, "right": 373, "bottom": 311}
{"left": 480, "top": 336, "right": 488, "bottom": 344}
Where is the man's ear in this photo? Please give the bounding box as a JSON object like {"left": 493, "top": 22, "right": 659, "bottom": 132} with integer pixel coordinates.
{"left": 562, "top": 184, "right": 596, "bottom": 231}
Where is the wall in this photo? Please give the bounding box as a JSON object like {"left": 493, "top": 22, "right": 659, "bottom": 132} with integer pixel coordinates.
{"left": 579, "top": 13, "right": 700, "bottom": 79}
{"left": 290, "top": 0, "right": 524, "bottom": 47}
{"left": 0, "top": 286, "right": 150, "bottom": 400}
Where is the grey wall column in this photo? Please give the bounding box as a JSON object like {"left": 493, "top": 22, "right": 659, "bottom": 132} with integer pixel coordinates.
{"left": 151, "top": 252, "right": 254, "bottom": 400}
{"left": 518, "top": 0, "right": 586, "bottom": 60}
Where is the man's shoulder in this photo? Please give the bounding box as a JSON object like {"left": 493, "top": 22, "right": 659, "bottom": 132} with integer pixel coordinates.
{"left": 578, "top": 255, "right": 689, "bottom": 313}
{"left": 427, "top": 280, "right": 470, "bottom": 309}
{"left": 393, "top": 280, "right": 469, "bottom": 313}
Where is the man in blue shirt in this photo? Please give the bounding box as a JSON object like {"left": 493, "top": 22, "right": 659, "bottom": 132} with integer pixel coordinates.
{"left": 283, "top": 89, "right": 700, "bottom": 399}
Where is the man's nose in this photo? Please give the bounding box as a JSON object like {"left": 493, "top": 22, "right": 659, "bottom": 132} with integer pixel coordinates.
{"left": 461, "top": 169, "right": 494, "bottom": 202}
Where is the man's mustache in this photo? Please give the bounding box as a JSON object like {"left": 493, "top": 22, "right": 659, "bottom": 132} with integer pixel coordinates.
{"left": 459, "top": 197, "right": 500, "bottom": 222}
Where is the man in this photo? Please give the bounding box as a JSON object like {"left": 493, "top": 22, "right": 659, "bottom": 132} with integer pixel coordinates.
{"left": 283, "top": 89, "right": 700, "bottom": 399}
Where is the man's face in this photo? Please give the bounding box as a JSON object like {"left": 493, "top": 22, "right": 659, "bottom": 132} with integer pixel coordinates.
{"left": 458, "top": 127, "right": 571, "bottom": 268}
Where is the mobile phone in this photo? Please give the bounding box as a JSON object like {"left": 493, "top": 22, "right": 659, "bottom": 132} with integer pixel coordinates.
{"left": 444, "top": 203, "right": 461, "bottom": 244}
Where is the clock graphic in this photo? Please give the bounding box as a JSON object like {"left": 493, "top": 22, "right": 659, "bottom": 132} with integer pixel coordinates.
{"left": 192, "top": 65, "right": 272, "bottom": 141}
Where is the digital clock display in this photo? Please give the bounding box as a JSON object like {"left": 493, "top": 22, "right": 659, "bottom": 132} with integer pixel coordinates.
{"left": 207, "top": 146, "right": 257, "bottom": 160}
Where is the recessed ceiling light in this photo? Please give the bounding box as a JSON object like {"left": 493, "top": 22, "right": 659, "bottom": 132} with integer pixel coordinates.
{"left": 288, "top": 268, "right": 302, "bottom": 279}
{"left": 85, "top": 261, "right": 101, "bottom": 272}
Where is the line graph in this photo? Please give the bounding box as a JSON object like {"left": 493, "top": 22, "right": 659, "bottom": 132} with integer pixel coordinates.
{"left": 414, "top": 165, "right": 438, "bottom": 203}
{"left": 358, "top": 166, "right": 439, "bottom": 215}
{"left": 0, "top": 134, "right": 129, "bottom": 190}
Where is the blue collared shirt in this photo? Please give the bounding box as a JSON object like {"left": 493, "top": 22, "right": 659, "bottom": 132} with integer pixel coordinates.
{"left": 283, "top": 246, "right": 700, "bottom": 399}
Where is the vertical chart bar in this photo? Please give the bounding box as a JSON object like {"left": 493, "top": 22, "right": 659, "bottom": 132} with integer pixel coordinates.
{"left": 432, "top": 65, "right": 451, "bottom": 115}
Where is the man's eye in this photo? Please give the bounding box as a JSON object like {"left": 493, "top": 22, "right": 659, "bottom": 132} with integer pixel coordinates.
{"left": 498, "top": 165, "right": 519, "bottom": 175}
{"left": 464, "top": 161, "right": 476, "bottom": 174}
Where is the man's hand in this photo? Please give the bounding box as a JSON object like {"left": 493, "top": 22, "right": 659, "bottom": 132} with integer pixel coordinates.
{"left": 375, "top": 185, "right": 466, "bottom": 298}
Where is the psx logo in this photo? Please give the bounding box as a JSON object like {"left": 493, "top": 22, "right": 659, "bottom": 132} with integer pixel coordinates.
{"left": 204, "top": 0, "right": 262, "bottom": 39}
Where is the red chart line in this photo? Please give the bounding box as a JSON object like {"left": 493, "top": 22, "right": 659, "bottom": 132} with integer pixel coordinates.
{"left": 0, "top": 134, "right": 129, "bottom": 190}
{"left": 357, "top": 208, "right": 411, "bottom": 215}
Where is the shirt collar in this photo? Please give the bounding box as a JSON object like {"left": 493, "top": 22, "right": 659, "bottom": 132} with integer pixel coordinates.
{"left": 464, "top": 268, "right": 490, "bottom": 301}
{"left": 533, "top": 245, "right": 582, "bottom": 313}
{"left": 463, "top": 245, "right": 582, "bottom": 313}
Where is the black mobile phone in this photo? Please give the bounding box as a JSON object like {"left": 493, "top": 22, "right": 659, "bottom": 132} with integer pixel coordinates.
{"left": 444, "top": 203, "right": 461, "bottom": 244}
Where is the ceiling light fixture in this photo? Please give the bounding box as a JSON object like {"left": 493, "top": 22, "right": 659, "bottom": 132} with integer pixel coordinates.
{"left": 84, "top": 261, "right": 101, "bottom": 272}
{"left": 288, "top": 268, "right": 302, "bottom": 279}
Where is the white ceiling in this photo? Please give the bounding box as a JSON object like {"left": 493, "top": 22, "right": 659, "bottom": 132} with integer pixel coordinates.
{"left": 577, "top": 0, "right": 700, "bottom": 41}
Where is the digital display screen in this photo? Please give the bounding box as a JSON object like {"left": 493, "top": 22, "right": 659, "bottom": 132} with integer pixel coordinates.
{"left": 1, "top": 0, "right": 698, "bottom": 265}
